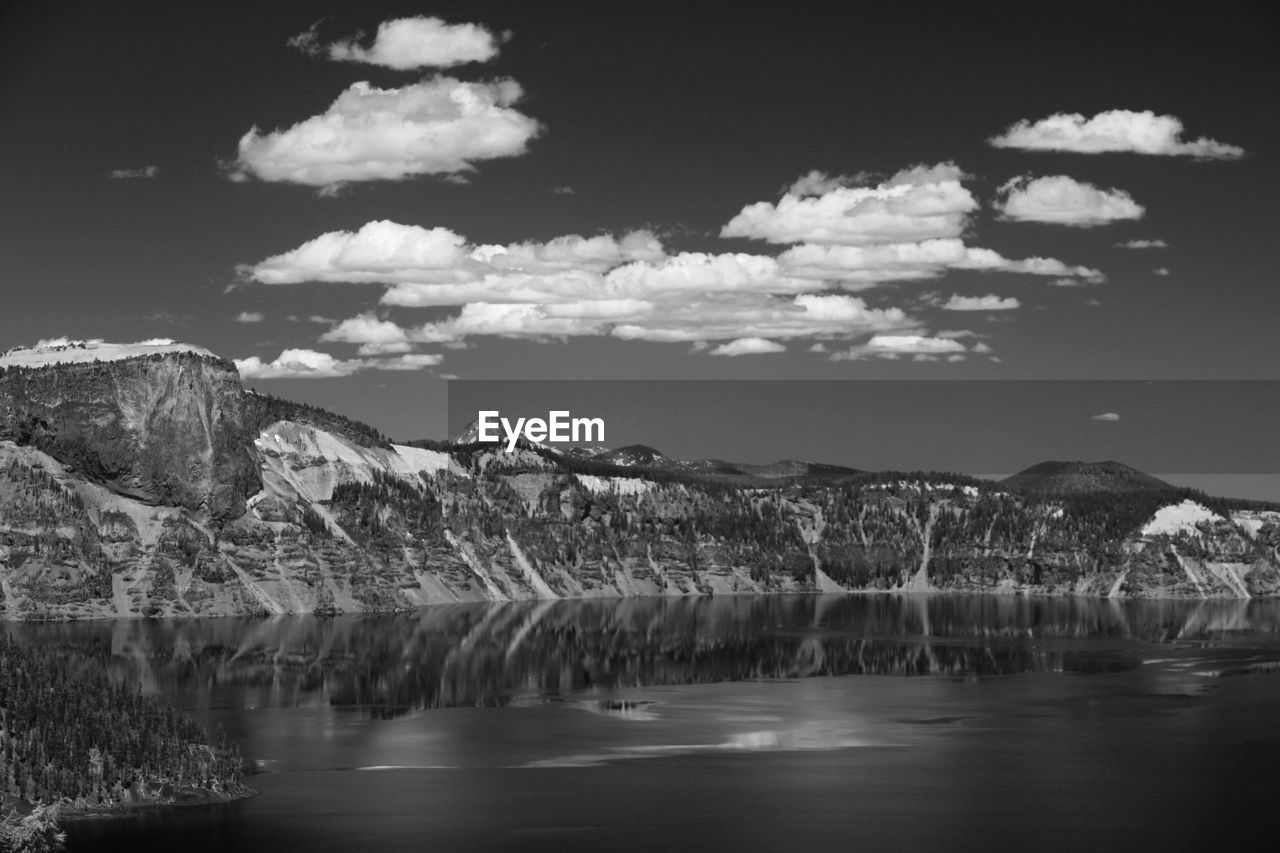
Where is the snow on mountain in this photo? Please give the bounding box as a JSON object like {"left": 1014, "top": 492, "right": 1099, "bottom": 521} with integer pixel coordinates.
{"left": 868, "top": 481, "right": 981, "bottom": 496}
{"left": 575, "top": 474, "right": 656, "bottom": 496}
{"left": 0, "top": 338, "right": 216, "bottom": 367}
{"left": 255, "top": 421, "right": 466, "bottom": 504}
{"left": 595, "top": 445, "right": 668, "bottom": 467}
{"left": 1232, "top": 510, "right": 1280, "bottom": 539}
{"left": 1141, "top": 500, "right": 1225, "bottom": 537}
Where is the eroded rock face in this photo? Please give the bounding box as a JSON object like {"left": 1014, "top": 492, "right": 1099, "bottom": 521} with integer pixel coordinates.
{"left": 0, "top": 353, "right": 260, "bottom": 521}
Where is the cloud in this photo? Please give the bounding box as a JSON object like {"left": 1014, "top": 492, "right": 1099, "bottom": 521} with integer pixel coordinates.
{"left": 708, "top": 338, "right": 786, "bottom": 356}
{"left": 245, "top": 153, "right": 1105, "bottom": 355}
{"left": 1116, "top": 238, "right": 1168, "bottom": 249}
{"left": 398, "top": 291, "right": 911, "bottom": 345}
{"left": 1153, "top": 267, "right": 1171, "bottom": 276}
{"left": 231, "top": 78, "right": 540, "bottom": 189}
{"left": 235, "top": 348, "right": 363, "bottom": 379}
{"left": 776, "top": 238, "right": 1102, "bottom": 285}
{"left": 831, "top": 334, "right": 969, "bottom": 361}
{"left": 318, "top": 314, "right": 422, "bottom": 354}
{"left": 235, "top": 311, "right": 265, "bottom": 323}
{"left": 552, "top": 185, "right": 575, "bottom": 195}
{"left": 108, "top": 165, "right": 158, "bottom": 179}
{"left": 995, "top": 175, "right": 1143, "bottom": 226}
{"left": 250, "top": 221, "right": 663, "bottom": 286}
{"left": 234, "top": 347, "right": 444, "bottom": 378}
{"left": 1091, "top": 412, "right": 1121, "bottom": 422}
{"left": 988, "top": 110, "right": 1244, "bottom": 159}
{"left": 289, "top": 16, "right": 502, "bottom": 69}
{"left": 940, "top": 294, "right": 1021, "bottom": 311}
{"left": 721, "top": 163, "right": 977, "bottom": 245}
{"left": 372, "top": 353, "right": 443, "bottom": 370}
{"left": 785, "top": 170, "right": 867, "bottom": 196}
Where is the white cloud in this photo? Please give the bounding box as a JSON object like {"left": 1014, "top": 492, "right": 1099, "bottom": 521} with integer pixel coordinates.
{"left": 940, "top": 294, "right": 1021, "bottom": 311}
{"left": 231, "top": 78, "right": 540, "bottom": 189}
{"left": 481, "top": 232, "right": 667, "bottom": 274}
{"left": 1091, "top": 412, "right": 1121, "bottom": 421}
{"left": 1153, "top": 267, "right": 1171, "bottom": 276}
{"left": 995, "top": 175, "right": 1144, "bottom": 227}
{"left": 290, "top": 16, "right": 502, "bottom": 69}
{"left": 108, "top": 165, "right": 158, "bottom": 179}
{"left": 1116, "top": 238, "right": 1168, "bottom": 249}
{"left": 776, "top": 238, "right": 1101, "bottom": 285}
{"left": 235, "top": 311, "right": 265, "bottom": 323}
{"left": 708, "top": 338, "right": 786, "bottom": 356}
{"left": 989, "top": 110, "right": 1243, "bottom": 159}
{"left": 234, "top": 347, "right": 444, "bottom": 378}
{"left": 721, "top": 163, "right": 977, "bottom": 245}
{"left": 400, "top": 290, "right": 911, "bottom": 345}
{"left": 250, "top": 221, "right": 663, "bottom": 286}
{"left": 246, "top": 222, "right": 916, "bottom": 349}
{"left": 373, "top": 353, "right": 444, "bottom": 370}
{"left": 831, "top": 334, "right": 968, "bottom": 361}
{"left": 785, "top": 170, "right": 865, "bottom": 196}
{"left": 246, "top": 153, "right": 1101, "bottom": 355}
{"left": 319, "top": 314, "right": 412, "bottom": 355}
{"left": 235, "top": 348, "right": 363, "bottom": 379}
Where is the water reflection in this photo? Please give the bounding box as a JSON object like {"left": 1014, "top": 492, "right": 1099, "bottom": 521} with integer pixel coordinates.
{"left": 8, "top": 595, "right": 1280, "bottom": 715}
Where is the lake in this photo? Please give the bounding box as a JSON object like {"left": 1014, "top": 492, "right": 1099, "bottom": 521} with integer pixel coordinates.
{"left": 11, "top": 594, "right": 1280, "bottom": 851}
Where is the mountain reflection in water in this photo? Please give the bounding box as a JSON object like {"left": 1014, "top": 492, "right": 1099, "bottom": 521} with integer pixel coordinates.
{"left": 8, "top": 594, "right": 1280, "bottom": 715}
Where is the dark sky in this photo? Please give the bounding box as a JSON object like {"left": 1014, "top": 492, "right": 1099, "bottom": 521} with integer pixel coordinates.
{"left": 1, "top": 1, "right": 1277, "bottom": 492}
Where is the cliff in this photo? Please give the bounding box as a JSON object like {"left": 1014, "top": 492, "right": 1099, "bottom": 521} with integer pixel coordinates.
{"left": 0, "top": 344, "right": 1278, "bottom": 620}
{"left": 0, "top": 347, "right": 260, "bottom": 522}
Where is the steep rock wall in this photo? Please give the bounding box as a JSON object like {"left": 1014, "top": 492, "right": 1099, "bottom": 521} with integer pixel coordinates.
{"left": 0, "top": 353, "right": 260, "bottom": 521}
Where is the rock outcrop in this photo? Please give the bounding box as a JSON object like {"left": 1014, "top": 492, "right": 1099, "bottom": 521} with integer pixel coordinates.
{"left": 0, "top": 350, "right": 260, "bottom": 521}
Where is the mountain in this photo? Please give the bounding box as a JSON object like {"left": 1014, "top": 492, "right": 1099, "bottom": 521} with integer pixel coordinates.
{"left": 592, "top": 444, "right": 668, "bottom": 467}
{"left": 448, "top": 431, "right": 859, "bottom": 484}
{"left": 1, "top": 342, "right": 1278, "bottom": 620}
{"left": 729, "top": 459, "right": 862, "bottom": 480}
{"left": 1001, "top": 460, "right": 1176, "bottom": 495}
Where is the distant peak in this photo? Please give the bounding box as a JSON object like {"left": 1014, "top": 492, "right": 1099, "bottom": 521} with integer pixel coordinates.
{"left": 1001, "top": 459, "right": 1173, "bottom": 494}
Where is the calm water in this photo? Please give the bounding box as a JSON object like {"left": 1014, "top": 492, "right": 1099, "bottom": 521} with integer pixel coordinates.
{"left": 12, "top": 594, "right": 1280, "bottom": 852}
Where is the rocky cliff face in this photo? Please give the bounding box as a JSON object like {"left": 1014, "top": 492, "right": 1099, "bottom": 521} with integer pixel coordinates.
{"left": 0, "top": 352, "right": 260, "bottom": 521}
{"left": 0, "top": 347, "right": 1278, "bottom": 620}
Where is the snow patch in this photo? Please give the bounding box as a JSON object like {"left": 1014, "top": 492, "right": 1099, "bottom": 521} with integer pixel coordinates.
{"left": 1232, "top": 510, "right": 1280, "bottom": 539}
{"left": 254, "top": 421, "right": 468, "bottom": 504}
{"left": 1141, "top": 500, "right": 1224, "bottom": 538}
{"left": 390, "top": 444, "right": 454, "bottom": 476}
{"left": 867, "top": 481, "right": 979, "bottom": 496}
{"left": 575, "top": 474, "right": 655, "bottom": 496}
{"left": 0, "top": 339, "right": 216, "bottom": 367}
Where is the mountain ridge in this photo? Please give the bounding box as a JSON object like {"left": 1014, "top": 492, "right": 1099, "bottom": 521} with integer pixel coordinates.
{"left": 0, "top": 344, "right": 1277, "bottom": 621}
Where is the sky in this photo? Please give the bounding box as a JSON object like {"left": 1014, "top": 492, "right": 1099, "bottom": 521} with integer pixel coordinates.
{"left": 1, "top": 1, "right": 1278, "bottom": 490}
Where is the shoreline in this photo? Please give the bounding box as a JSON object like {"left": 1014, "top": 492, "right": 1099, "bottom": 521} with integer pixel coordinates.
{"left": 57, "top": 785, "right": 259, "bottom": 822}
{"left": 2, "top": 586, "right": 1276, "bottom": 624}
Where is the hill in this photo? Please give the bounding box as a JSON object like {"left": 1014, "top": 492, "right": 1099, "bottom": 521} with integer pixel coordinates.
{"left": 1001, "top": 460, "right": 1176, "bottom": 495}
